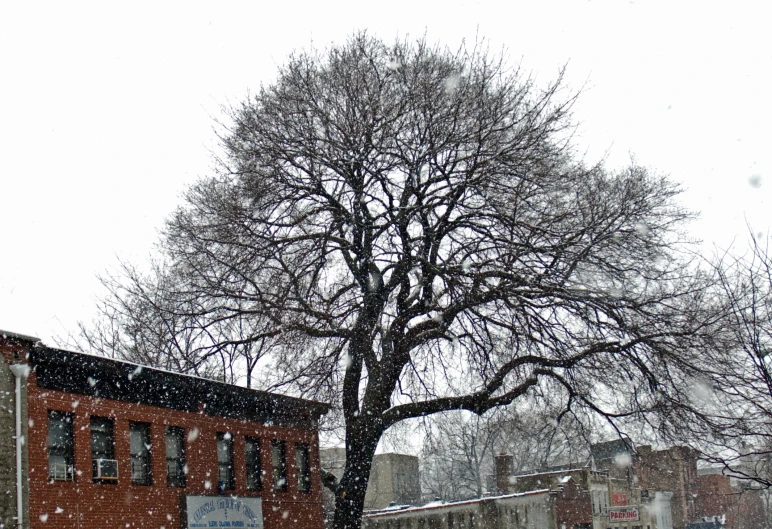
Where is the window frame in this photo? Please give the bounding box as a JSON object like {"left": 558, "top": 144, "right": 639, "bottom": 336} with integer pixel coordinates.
{"left": 165, "top": 426, "right": 186, "bottom": 488}
{"left": 47, "top": 410, "right": 75, "bottom": 482}
{"left": 129, "top": 421, "right": 152, "bottom": 486}
{"left": 90, "top": 416, "right": 116, "bottom": 483}
{"left": 245, "top": 436, "right": 262, "bottom": 491}
{"left": 271, "top": 439, "right": 288, "bottom": 491}
{"left": 217, "top": 432, "right": 235, "bottom": 491}
{"left": 295, "top": 443, "right": 311, "bottom": 493}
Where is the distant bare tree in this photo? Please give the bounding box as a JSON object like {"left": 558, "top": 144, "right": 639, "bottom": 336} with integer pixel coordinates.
{"left": 94, "top": 33, "right": 732, "bottom": 529}
{"left": 420, "top": 401, "right": 594, "bottom": 502}
{"left": 421, "top": 412, "right": 502, "bottom": 501}
{"left": 497, "top": 399, "right": 596, "bottom": 473}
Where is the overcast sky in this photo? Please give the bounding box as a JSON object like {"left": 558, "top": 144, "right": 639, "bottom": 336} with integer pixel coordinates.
{"left": 1, "top": 0, "right": 770, "bottom": 345}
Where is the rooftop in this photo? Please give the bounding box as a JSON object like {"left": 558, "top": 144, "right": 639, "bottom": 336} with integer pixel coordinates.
{"left": 363, "top": 489, "right": 552, "bottom": 518}
{"left": 1, "top": 330, "right": 329, "bottom": 428}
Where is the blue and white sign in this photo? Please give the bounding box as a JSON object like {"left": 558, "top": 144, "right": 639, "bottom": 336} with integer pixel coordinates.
{"left": 186, "top": 495, "right": 263, "bottom": 529}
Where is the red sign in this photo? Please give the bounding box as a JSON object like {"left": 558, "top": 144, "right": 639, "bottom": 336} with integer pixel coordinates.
{"left": 609, "top": 509, "right": 640, "bottom": 522}
{"left": 612, "top": 493, "right": 628, "bottom": 506}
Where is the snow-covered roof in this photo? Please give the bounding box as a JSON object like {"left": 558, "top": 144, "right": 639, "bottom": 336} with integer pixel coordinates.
{"left": 364, "top": 489, "right": 551, "bottom": 519}
{"left": 28, "top": 345, "right": 329, "bottom": 427}
{"left": 0, "top": 328, "right": 40, "bottom": 343}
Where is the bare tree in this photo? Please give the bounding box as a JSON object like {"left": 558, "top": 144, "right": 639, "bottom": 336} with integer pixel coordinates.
{"left": 421, "top": 411, "right": 502, "bottom": 501}
{"left": 99, "top": 34, "right": 729, "bottom": 529}
{"left": 697, "top": 233, "right": 772, "bottom": 488}
{"left": 420, "top": 401, "right": 594, "bottom": 501}
{"left": 74, "top": 260, "right": 281, "bottom": 389}
{"left": 497, "top": 399, "right": 598, "bottom": 472}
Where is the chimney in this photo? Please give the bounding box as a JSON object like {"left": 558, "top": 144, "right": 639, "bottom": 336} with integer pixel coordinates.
{"left": 495, "top": 453, "right": 514, "bottom": 494}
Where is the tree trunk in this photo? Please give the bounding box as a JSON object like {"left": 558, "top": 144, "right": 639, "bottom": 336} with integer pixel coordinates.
{"left": 331, "top": 419, "right": 382, "bottom": 529}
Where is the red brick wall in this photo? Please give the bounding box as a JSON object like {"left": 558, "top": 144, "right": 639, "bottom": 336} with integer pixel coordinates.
{"left": 635, "top": 446, "right": 698, "bottom": 528}
{"left": 696, "top": 475, "right": 766, "bottom": 529}
{"left": 555, "top": 479, "right": 592, "bottom": 529}
{"left": 26, "top": 368, "right": 324, "bottom": 529}
{"left": 696, "top": 475, "right": 735, "bottom": 524}
{"left": 0, "top": 333, "right": 31, "bottom": 364}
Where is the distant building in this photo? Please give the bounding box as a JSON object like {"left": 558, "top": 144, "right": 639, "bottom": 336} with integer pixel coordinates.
{"left": 319, "top": 449, "right": 421, "bottom": 511}
{"left": 362, "top": 489, "right": 558, "bottom": 529}
{"left": 635, "top": 445, "right": 700, "bottom": 529}
{"left": 586, "top": 439, "right": 700, "bottom": 529}
{"left": 1, "top": 329, "right": 329, "bottom": 529}
{"left": 693, "top": 472, "right": 765, "bottom": 529}
{"left": 366, "top": 453, "right": 422, "bottom": 509}
{"left": 495, "top": 455, "right": 652, "bottom": 529}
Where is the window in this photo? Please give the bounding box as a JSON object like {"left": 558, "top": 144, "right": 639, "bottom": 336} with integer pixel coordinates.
{"left": 217, "top": 432, "right": 235, "bottom": 491}
{"left": 130, "top": 422, "right": 152, "bottom": 485}
{"left": 271, "top": 440, "right": 287, "bottom": 490}
{"left": 296, "top": 443, "right": 311, "bottom": 492}
{"left": 246, "top": 437, "right": 262, "bottom": 491}
{"left": 48, "top": 410, "right": 74, "bottom": 481}
{"left": 165, "top": 426, "right": 186, "bottom": 487}
{"left": 91, "top": 416, "right": 116, "bottom": 482}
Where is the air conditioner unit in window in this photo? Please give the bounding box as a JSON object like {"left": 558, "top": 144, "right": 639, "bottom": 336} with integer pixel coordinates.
{"left": 49, "top": 463, "right": 75, "bottom": 482}
{"left": 94, "top": 458, "right": 119, "bottom": 480}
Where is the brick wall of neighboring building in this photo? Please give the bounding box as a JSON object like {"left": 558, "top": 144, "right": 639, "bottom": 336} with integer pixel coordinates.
{"left": 695, "top": 475, "right": 766, "bottom": 529}
{"left": 0, "top": 331, "right": 33, "bottom": 529}
{"left": 553, "top": 477, "right": 592, "bottom": 529}
{"left": 494, "top": 457, "right": 650, "bottom": 529}
{"left": 696, "top": 474, "right": 736, "bottom": 526}
{"left": 0, "top": 356, "right": 18, "bottom": 527}
{"left": 636, "top": 445, "right": 699, "bottom": 529}
{"left": 1, "top": 331, "right": 329, "bottom": 529}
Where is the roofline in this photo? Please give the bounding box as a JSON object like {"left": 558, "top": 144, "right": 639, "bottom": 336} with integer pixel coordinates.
{"left": 0, "top": 329, "right": 41, "bottom": 344}
{"left": 514, "top": 467, "right": 599, "bottom": 478}
{"left": 29, "top": 346, "right": 330, "bottom": 419}
{"left": 363, "top": 490, "right": 552, "bottom": 518}
{"left": 39, "top": 343, "right": 328, "bottom": 410}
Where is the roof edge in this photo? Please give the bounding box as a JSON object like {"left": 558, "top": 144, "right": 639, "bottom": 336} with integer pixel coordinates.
{"left": 0, "top": 328, "right": 41, "bottom": 344}
{"left": 30, "top": 344, "right": 330, "bottom": 422}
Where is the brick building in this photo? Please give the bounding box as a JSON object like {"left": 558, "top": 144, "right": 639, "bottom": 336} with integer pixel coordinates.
{"left": 588, "top": 439, "right": 700, "bottom": 529}
{"left": 634, "top": 445, "right": 700, "bottom": 529}
{"left": 693, "top": 473, "right": 765, "bottom": 529}
{"left": 494, "top": 456, "right": 652, "bottom": 529}
{"left": 0, "top": 329, "right": 329, "bottom": 529}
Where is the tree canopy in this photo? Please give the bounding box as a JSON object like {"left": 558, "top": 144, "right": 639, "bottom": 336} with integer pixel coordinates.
{"left": 84, "top": 34, "right": 735, "bottom": 529}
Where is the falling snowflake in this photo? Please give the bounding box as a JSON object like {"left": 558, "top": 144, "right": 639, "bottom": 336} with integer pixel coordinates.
{"left": 187, "top": 428, "right": 200, "bottom": 442}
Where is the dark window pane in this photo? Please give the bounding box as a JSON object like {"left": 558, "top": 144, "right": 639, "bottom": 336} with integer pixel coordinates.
{"left": 165, "top": 426, "right": 186, "bottom": 488}
{"left": 295, "top": 444, "right": 311, "bottom": 493}
{"left": 130, "top": 422, "right": 151, "bottom": 485}
{"left": 48, "top": 410, "right": 74, "bottom": 481}
{"left": 217, "top": 432, "right": 235, "bottom": 491}
{"left": 90, "top": 417, "right": 116, "bottom": 482}
{"left": 272, "top": 440, "right": 287, "bottom": 491}
{"left": 246, "top": 437, "right": 262, "bottom": 491}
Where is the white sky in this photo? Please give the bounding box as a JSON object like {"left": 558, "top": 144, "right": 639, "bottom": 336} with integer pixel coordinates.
{"left": 1, "top": 0, "right": 770, "bottom": 345}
